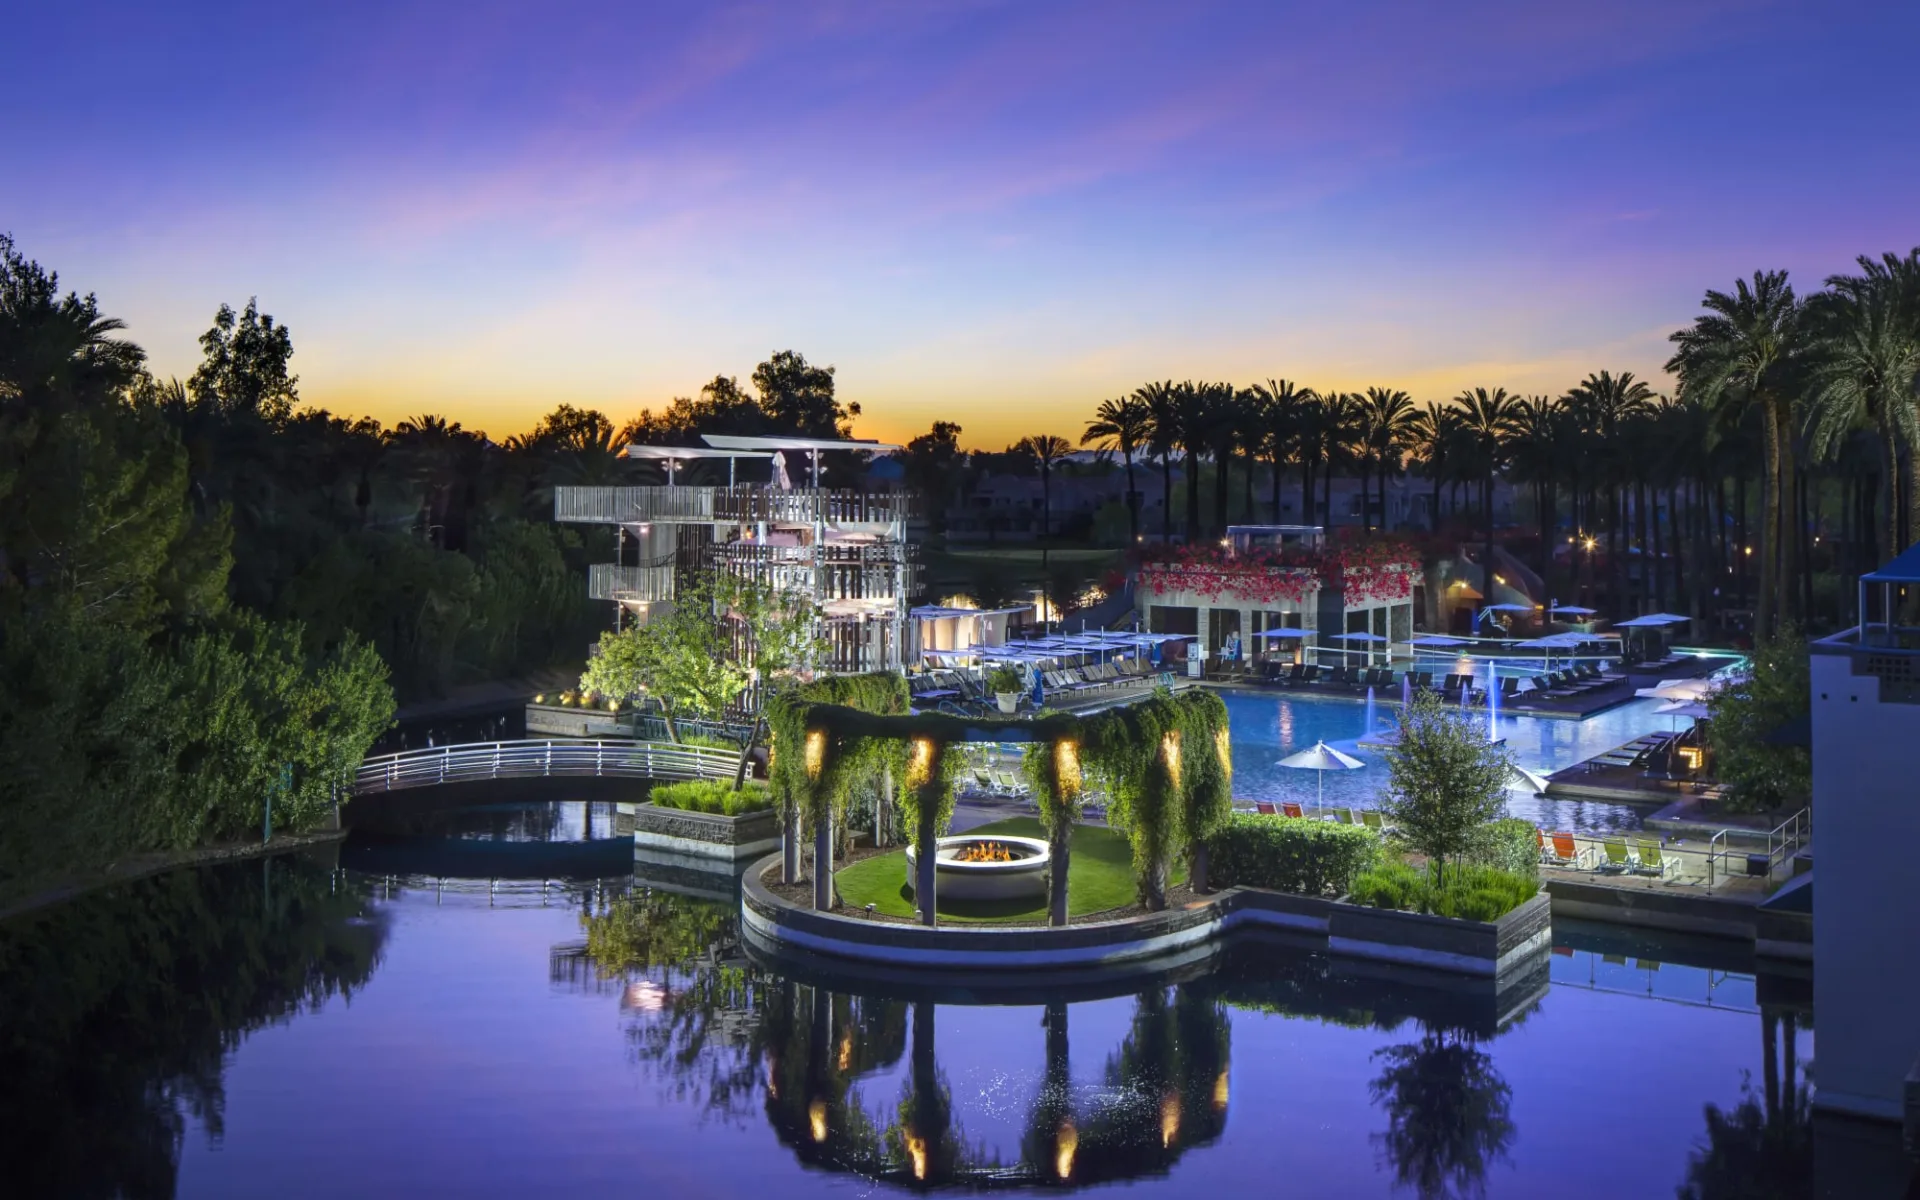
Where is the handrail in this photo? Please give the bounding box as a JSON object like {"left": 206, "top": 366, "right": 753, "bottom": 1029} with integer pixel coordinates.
{"left": 352, "top": 738, "right": 738, "bottom": 795}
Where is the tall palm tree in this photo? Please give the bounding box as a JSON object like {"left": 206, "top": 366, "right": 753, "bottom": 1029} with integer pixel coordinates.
{"left": 1501, "top": 395, "right": 1565, "bottom": 588}
{"left": 1169, "top": 381, "right": 1212, "bottom": 543}
{"left": 1565, "top": 371, "right": 1656, "bottom": 607}
{"left": 1198, "top": 382, "right": 1241, "bottom": 537}
{"left": 1810, "top": 249, "right": 1920, "bottom": 564}
{"left": 1454, "top": 387, "right": 1518, "bottom": 604}
{"left": 1410, "top": 400, "right": 1458, "bottom": 533}
{"left": 1361, "top": 387, "right": 1419, "bottom": 532}
{"left": 1135, "top": 380, "right": 1180, "bottom": 542}
{"left": 1248, "top": 378, "right": 1304, "bottom": 521}
{"left": 1666, "top": 271, "right": 1806, "bottom": 637}
{"left": 1083, "top": 395, "right": 1153, "bottom": 545}
{"left": 1015, "top": 434, "right": 1073, "bottom": 541}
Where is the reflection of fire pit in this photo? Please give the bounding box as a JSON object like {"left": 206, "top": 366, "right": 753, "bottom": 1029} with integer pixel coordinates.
{"left": 905, "top": 835, "right": 1051, "bottom": 902}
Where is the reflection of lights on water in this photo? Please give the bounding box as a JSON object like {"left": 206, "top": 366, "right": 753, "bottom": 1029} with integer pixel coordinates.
{"left": 1160, "top": 1092, "right": 1180, "bottom": 1147}
{"left": 765, "top": 1057, "right": 779, "bottom": 1100}
{"left": 906, "top": 1133, "right": 928, "bottom": 1180}
{"left": 1213, "top": 1069, "right": 1230, "bottom": 1113}
{"left": 808, "top": 1098, "right": 828, "bottom": 1143}
{"left": 837, "top": 1034, "right": 852, "bottom": 1072}
{"left": 1055, "top": 1121, "right": 1077, "bottom": 1179}
{"left": 622, "top": 980, "right": 668, "bottom": 1011}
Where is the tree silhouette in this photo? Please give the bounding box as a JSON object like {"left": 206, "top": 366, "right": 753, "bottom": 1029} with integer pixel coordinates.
{"left": 1369, "top": 1026, "right": 1515, "bottom": 1200}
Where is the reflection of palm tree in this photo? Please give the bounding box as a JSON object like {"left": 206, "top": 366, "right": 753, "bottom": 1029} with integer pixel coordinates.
{"left": 1369, "top": 1025, "right": 1515, "bottom": 1200}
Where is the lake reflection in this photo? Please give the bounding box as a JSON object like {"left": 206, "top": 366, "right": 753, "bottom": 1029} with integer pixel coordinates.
{"left": 0, "top": 828, "right": 1843, "bottom": 1198}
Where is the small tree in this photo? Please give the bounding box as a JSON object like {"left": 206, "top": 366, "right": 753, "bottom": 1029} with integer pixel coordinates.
{"left": 1379, "top": 692, "right": 1513, "bottom": 885}
{"left": 579, "top": 575, "right": 749, "bottom": 741}
{"left": 714, "top": 574, "right": 827, "bottom": 788}
{"left": 1704, "top": 631, "right": 1810, "bottom": 814}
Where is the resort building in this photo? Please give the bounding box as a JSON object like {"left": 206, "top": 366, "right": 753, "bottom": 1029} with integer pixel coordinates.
{"left": 554, "top": 435, "right": 916, "bottom": 675}
{"left": 1809, "top": 547, "right": 1920, "bottom": 1128}
{"left": 1135, "top": 525, "right": 1421, "bottom": 666}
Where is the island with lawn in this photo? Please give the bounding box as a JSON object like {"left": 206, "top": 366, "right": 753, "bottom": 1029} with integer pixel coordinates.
{"left": 739, "top": 675, "right": 1550, "bottom": 982}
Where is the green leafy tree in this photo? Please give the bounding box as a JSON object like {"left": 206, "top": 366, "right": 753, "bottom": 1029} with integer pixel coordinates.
{"left": 752, "top": 349, "right": 855, "bottom": 439}
{"left": 1703, "top": 632, "right": 1810, "bottom": 813}
{"left": 1380, "top": 692, "right": 1514, "bottom": 885}
{"left": 903, "top": 421, "right": 966, "bottom": 536}
{"left": 188, "top": 298, "right": 300, "bottom": 424}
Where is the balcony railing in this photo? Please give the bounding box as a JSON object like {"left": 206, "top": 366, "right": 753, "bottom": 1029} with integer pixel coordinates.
{"left": 588, "top": 563, "right": 676, "bottom": 603}
{"left": 555, "top": 485, "right": 911, "bottom": 528}
{"left": 1814, "top": 624, "right": 1920, "bottom": 703}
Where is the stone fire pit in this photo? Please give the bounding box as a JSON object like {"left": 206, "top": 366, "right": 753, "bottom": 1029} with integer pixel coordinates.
{"left": 904, "top": 834, "right": 1051, "bottom": 903}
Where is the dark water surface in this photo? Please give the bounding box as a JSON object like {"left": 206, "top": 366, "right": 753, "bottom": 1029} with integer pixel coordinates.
{"left": 1, "top": 800, "right": 1827, "bottom": 1199}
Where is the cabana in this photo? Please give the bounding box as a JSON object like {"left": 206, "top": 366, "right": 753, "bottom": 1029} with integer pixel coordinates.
{"left": 1859, "top": 544, "right": 1920, "bottom": 646}
{"left": 1613, "top": 613, "right": 1690, "bottom": 664}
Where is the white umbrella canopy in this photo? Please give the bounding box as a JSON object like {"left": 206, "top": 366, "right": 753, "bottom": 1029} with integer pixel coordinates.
{"left": 1655, "top": 700, "right": 1712, "bottom": 719}
{"left": 1278, "top": 740, "right": 1366, "bottom": 806}
{"left": 1636, "top": 678, "right": 1714, "bottom": 702}
{"left": 1508, "top": 763, "right": 1552, "bottom": 794}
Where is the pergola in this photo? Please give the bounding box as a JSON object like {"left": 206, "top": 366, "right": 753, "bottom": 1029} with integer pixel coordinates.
{"left": 701, "top": 433, "right": 902, "bottom": 487}
{"left": 620, "top": 443, "right": 773, "bottom": 485}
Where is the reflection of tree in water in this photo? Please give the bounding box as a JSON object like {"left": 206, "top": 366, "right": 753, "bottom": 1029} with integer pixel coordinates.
{"left": 0, "top": 852, "right": 385, "bottom": 1199}
{"left": 1369, "top": 1025, "right": 1516, "bottom": 1200}
{"left": 1677, "top": 1009, "right": 1812, "bottom": 1200}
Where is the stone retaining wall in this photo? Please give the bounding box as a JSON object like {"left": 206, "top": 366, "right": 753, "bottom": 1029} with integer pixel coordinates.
{"left": 632, "top": 803, "right": 780, "bottom": 863}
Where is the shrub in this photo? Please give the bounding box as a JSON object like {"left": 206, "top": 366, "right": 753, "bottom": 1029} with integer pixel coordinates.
{"left": 1347, "top": 858, "right": 1422, "bottom": 910}
{"left": 1205, "top": 813, "right": 1379, "bottom": 897}
{"left": 1349, "top": 857, "right": 1538, "bottom": 921}
{"left": 1471, "top": 818, "right": 1540, "bottom": 880}
{"left": 648, "top": 778, "right": 772, "bottom": 816}
{"left": 986, "top": 664, "right": 1025, "bottom": 694}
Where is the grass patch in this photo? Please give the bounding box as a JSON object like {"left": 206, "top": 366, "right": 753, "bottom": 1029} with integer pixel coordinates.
{"left": 833, "top": 817, "right": 1177, "bottom": 923}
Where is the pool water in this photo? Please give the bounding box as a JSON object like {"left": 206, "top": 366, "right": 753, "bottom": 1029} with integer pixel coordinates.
{"left": 1224, "top": 690, "right": 1680, "bottom": 832}
{"left": 0, "top": 837, "right": 1823, "bottom": 1200}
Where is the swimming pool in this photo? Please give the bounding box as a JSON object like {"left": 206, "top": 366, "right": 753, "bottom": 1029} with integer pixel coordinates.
{"left": 1223, "top": 689, "right": 1680, "bottom": 832}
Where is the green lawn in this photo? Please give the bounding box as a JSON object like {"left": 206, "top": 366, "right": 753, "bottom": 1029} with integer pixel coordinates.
{"left": 833, "top": 817, "right": 1174, "bottom": 923}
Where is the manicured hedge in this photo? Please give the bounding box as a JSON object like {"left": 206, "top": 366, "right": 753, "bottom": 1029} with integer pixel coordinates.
{"left": 1348, "top": 858, "right": 1538, "bottom": 922}
{"left": 1471, "top": 817, "right": 1541, "bottom": 880}
{"left": 1204, "top": 813, "right": 1379, "bottom": 897}
{"left": 648, "top": 779, "right": 772, "bottom": 816}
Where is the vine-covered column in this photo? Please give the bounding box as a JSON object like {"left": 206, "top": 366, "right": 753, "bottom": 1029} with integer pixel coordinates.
{"left": 1177, "top": 691, "right": 1233, "bottom": 893}
{"left": 902, "top": 736, "right": 955, "bottom": 927}
{"left": 1025, "top": 735, "right": 1085, "bottom": 926}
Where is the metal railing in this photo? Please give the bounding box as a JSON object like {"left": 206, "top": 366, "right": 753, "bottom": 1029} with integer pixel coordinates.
{"left": 353, "top": 739, "right": 738, "bottom": 794}
{"left": 587, "top": 563, "right": 676, "bottom": 602}
{"left": 555, "top": 485, "right": 910, "bottom": 529}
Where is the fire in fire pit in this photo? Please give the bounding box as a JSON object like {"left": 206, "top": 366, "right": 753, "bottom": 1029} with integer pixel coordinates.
{"left": 951, "top": 840, "right": 1029, "bottom": 864}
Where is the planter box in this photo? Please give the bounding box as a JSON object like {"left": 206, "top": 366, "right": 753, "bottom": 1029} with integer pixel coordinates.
{"left": 1327, "top": 890, "right": 1552, "bottom": 978}
{"left": 525, "top": 703, "right": 637, "bottom": 739}
{"left": 632, "top": 802, "right": 780, "bottom": 863}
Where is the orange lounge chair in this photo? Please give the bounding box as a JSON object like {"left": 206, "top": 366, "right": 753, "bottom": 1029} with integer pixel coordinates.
{"left": 1255, "top": 801, "right": 1278, "bottom": 815}
{"left": 1282, "top": 802, "right": 1305, "bottom": 819}
{"left": 1546, "top": 832, "right": 1593, "bottom": 869}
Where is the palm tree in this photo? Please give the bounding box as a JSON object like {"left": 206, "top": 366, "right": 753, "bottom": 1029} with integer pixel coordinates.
{"left": 390, "top": 414, "right": 483, "bottom": 548}
{"left": 1169, "top": 381, "right": 1212, "bottom": 543}
{"left": 1666, "top": 271, "right": 1806, "bottom": 637}
{"left": 1198, "top": 382, "right": 1241, "bottom": 536}
{"left": 1501, "top": 394, "right": 1566, "bottom": 587}
{"left": 1809, "top": 249, "right": 1920, "bottom": 566}
{"left": 1083, "top": 395, "right": 1152, "bottom": 544}
{"left": 1410, "top": 400, "right": 1458, "bottom": 533}
{"left": 1454, "top": 387, "right": 1518, "bottom": 605}
{"left": 1565, "top": 371, "right": 1656, "bottom": 607}
{"left": 1135, "top": 381, "right": 1180, "bottom": 541}
{"left": 1017, "top": 433, "right": 1073, "bottom": 617}
{"left": 1248, "top": 379, "right": 1304, "bottom": 521}
{"left": 1361, "top": 387, "right": 1418, "bottom": 532}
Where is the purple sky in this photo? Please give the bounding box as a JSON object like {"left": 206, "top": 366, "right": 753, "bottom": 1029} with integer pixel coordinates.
{"left": 7, "top": 1, "right": 1916, "bottom": 446}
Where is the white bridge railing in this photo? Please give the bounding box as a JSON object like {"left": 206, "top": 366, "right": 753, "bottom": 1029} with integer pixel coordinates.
{"left": 353, "top": 739, "right": 738, "bottom": 795}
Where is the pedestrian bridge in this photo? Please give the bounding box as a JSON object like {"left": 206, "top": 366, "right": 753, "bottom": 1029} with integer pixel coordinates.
{"left": 353, "top": 738, "right": 738, "bottom": 795}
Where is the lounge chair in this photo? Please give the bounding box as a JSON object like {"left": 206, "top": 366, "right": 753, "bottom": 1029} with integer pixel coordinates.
{"left": 992, "top": 769, "right": 1026, "bottom": 796}
{"left": 1300, "top": 664, "right": 1321, "bottom": 685}
{"left": 1330, "top": 806, "right": 1355, "bottom": 825}
{"left": 973, "top": 768, "right": 996, "bottom": 792}
{"left": 1440, "top": 674, "right": 1466, "bottom": 697}
{"left": 1255, "top": 801, "right": 1278, "bottom": 815}
{"left": 1360, "top": 809, "right": 1390, "bottom": 833}
{"left": 1282, "top": 801, "right": 1305, "bottom": 819}
{"left": 1600, "top": 837, "right": 1634, "bottom": 873}
{"left": 1633, "top": 839, "right": 1677, "bottom": 878}
{"left": 1545, "top": 831, "right": 1592, "bottom": 868}
{"left": 1410, "top": 670, "right": 1434, "bottom": 691}
{"left": 1499, "top": 676, "right": 1523, "bottom": 701}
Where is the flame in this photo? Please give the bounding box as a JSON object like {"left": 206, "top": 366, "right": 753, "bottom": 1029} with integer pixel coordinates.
{"left": 1160, "top": 1092, "right": 1180, "bottom": 1147}
{"left": 1055, "top": 1121, "right": 1078, "bottom": 1179}
{"left": 906, "top": 1133, "right": 928, "bottom": 1180}
{"left": 1213, "top": 1068, "right": 1230, "bottom": 1113}
{"left": 952, "top": 840, "right": 1024, "bottom": 863}
{"left": 809, "top": 1098, "right": 828, "bottom": 1143}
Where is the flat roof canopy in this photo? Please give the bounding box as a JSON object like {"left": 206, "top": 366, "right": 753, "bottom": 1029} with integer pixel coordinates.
{"left": 701, "top": 434, "right": 902, "bottom": 452}
{"left": 1614, "top": 613, "right": 1690, "bottom": 628}
{"left": 622, "top": 445, "right": 775, "bottom": 460}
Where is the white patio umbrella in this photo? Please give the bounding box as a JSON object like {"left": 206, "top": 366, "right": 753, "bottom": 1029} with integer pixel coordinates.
{"left": 1508, "top": 763, "right": 1552, "bottom": 794}
{"left": 1277, "top": 740, "right": 1365, "bottom": 806}
{"left": 1635, "top": 678, "right": 1714, "bottom": 702}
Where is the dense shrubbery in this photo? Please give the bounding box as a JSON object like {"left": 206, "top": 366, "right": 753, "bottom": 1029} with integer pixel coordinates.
{"left": 648, "top": 778, "right": 772, "bottom": 816}
{"left": 1470, "top": 818, "right": 1540, "bottom": 880}
{"left": 1204, "top": 813, "right": 1380, "bottom": 897}
{"left": 1348, "top": 857, "right": 1538, "bottom": 922}
{"left": 1705, "top": 632, "right": 1811, "bottom": 813}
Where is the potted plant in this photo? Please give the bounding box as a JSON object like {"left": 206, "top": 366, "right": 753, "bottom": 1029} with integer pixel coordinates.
{"left": 987, "top": 664, "right": 1026, "bottom": 714}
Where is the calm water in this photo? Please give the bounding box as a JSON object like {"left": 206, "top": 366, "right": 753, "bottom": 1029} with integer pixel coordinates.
{"left": 1223, "top": 690, "right": 1681, "bottom": 832}
{"left": 0, "top": 799, "right": 1824, "bottom": 1200}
